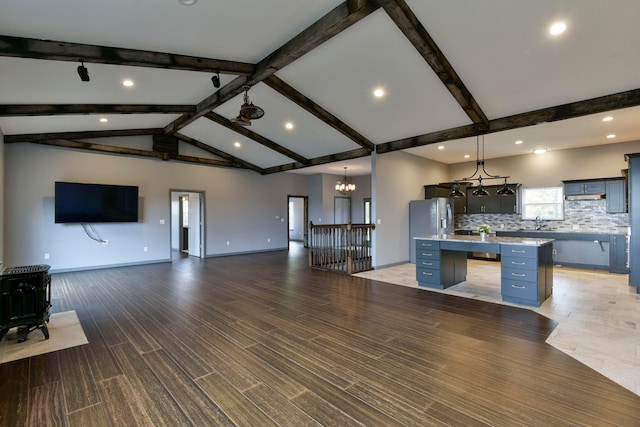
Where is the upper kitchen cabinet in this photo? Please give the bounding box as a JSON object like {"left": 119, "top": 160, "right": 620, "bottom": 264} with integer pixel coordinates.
{"left": 606, "top": 178, "right": 627, "bottom": 213}
{"left": 563, "top": 177, "right": 627, "bottom": 213}
{"left": 563, "top": 179, "right": 606, "bottom": 195}
{"left": 465, "top": 184, "right": 520, "bottom": 214}
{"left": 424, "top": 183, "right": 467, "bottom": 214}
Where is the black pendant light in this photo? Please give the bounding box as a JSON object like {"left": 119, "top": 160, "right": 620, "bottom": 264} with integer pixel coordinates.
{"left": 449, "top": 182, "right": 466, "bottom": 198}
{"left": 451, "top": 135, "right": 514, "bottom": 197}
{"left": 496, "top": 178, "right": 516, "bottom": 195}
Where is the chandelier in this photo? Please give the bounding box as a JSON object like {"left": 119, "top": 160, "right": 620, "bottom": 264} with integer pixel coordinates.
{"left": 449, "top": 135, "right": 515, "bottom": 198}
{"left": 230, "top": 85, "right": 265, "bottom": 126}
{"left": 335, "top": 167, "right": 356, "bottom": 195}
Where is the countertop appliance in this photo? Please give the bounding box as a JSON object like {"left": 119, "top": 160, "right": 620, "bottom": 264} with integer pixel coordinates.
{"left": 409, "top": 198, "right": 453, "bottom": 263}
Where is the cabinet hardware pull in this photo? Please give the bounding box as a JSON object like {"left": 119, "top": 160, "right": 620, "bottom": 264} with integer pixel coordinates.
{"left": 511, "top": 250, "right": 525, "bottom": 253}
{"left": 423, "top": 253, "right": 432, "bottom": 256}
{"left": 511, "top": 273, "right": 526, "bottom": 277}
{"left": 423, "top": 262, "right": 432, "bottom": 266}
{"left": 511, "top": 261, "right": 525, "bottom": 265}
{"left": 511, "top": 284, "right": 526, "bottom": 289}
{"left": 422, "top": 272, "right": 432, "bottom": 276}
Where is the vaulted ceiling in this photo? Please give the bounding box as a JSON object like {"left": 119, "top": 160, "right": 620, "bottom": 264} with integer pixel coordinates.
{"left": 1, "top": 0, "right": 640, "bottom": 177}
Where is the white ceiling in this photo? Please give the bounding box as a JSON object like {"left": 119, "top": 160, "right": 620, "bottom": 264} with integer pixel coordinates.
{"left": 1, "top": 0, "right": 639, "bottom": 177}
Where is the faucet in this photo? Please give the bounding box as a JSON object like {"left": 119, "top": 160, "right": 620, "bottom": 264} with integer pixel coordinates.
{"left": 535, "top": 216, "right": 542, "bottom": 230}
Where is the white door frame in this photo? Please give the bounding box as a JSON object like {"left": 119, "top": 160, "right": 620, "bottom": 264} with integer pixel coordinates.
{"left": 170, "top": 189, "right": 205, "bottom": 258}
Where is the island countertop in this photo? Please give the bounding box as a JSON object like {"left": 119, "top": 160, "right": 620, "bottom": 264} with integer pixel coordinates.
{"left": 415, "top": 234, "right": 554, "bottom": 247}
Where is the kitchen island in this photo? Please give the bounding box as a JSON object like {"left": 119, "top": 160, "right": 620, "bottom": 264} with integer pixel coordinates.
{"left": 415, "top": 235, "right": 554, "bottom": 306}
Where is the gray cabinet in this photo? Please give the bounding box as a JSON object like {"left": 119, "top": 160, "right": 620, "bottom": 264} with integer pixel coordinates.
{"left": 564, "top": 180, "right": 605, "bottom": 195}
{"left": 415, "top": 240, "right": 466, "bottom": 289}
{"left": 466, "top": 184, "right": 519, "bottom": 214}
{"left": 424, "top": 184, "right": 466, "bottom": 214}
{"left": 610, "top": 234, "right": 629, "bottom": 274}
{"left": 606, "top": 179, "right": 627, "bottom": 213}
{"left": 501, "top": 244, "right": 553, "bottom": 306}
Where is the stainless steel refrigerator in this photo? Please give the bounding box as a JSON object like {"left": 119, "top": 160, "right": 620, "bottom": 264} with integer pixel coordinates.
{"left": 409, "top": 198, "right": 454, "bottom": 263}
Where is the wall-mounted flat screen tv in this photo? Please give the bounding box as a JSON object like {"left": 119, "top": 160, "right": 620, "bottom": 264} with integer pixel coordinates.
{"left": 55, "top": 182, "right": 139, "bottom": 223}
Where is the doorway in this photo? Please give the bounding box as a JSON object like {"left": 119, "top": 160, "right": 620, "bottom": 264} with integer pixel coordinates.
{"left": 287, "top": 196, "right": 309, "bottom": 247}
{"left": 170, "top": 190, "right": 205, "bottom": 258}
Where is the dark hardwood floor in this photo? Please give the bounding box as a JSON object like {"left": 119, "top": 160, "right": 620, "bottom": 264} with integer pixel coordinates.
{"left": 2, "top": 243, "right": 639, "bottom": 426}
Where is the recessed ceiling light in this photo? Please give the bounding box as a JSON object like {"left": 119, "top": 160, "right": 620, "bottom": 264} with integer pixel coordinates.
{"left": 464, "top": 154, "right": 470, "bottom": 159}
{"left": 178, "top": 0, "right": 197, "bottom": 5}
{"left": 234, "top": 141, "right": 241, "bottom": 148}
{"left": 549, "top": 21, "right": 566, "bottom": 35}
{"left": 514, "top": 140, "right": 523, "bottom": 145}
{"left": 373, "top": 87, "right": 385, "bottom": 98}
{"left": 602, "top": 116, "right": 614, "bottom": 122}
{"left": 437, "top": 145, "right": 444, "bottom": 150}
{"left": 607, "top": 134, "right": 616, "bottom": 139}
{"left": 99, "top": 118, "right": 108, "bottom": 123}
{"left": 533, "top": 148, "right": 547, "bottom": 154}
{"left": 285, "top": 122, "right": 294, "bottom": 130}
{"left": 122, "top": 79, "right": 134, "bottom": 87}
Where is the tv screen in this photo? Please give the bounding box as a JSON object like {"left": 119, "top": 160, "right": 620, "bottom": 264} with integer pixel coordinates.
{"left": 55, "top": 182, "right": 139, "bottom": 223}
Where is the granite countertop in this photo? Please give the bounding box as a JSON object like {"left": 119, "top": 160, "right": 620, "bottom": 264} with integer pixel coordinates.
{"left": 416, "top": 234, "right": 554, "bottom": 247}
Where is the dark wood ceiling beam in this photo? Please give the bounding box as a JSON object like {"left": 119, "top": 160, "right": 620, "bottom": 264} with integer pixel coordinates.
{"left": 263, "top": 148, "right": 371, "bottom": 174}
{"left": 27, "top": 139, "right": 246, "bottom": 169}
{"left": 264, "top": 75, "right": 375, "bottom": 152}
{"left": 0, "top": 35, "right": 255, "bottom": 75}
{"left": 203, "top": 112, "right": 309, "bottom": 165}
{"left": 0, "top": 104, "right": 195, "bottom": 117}
{"left": 4, "top": 128, "right": 163, "bottom": 143}
{"left": 376, "top": 88, "right": 640, "bottom": 153}
{"left": 383, "top": 0, "right": 489, "bottom": 127}
{"left": 163, "top": 0, "right": 391, "bottom": 134}
{"left": 174, "top": 132, "right": 263, "bottom": 174}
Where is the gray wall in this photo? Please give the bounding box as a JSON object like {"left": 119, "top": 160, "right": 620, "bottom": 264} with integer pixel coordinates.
{"left": 448, "top": 140, "right": 640, "bottom": 188}
{"left": 372, "top": 151, "right": 449, "bottom": 268}
{"left": 4, "top": 142, "right": 307, "bottom": 271}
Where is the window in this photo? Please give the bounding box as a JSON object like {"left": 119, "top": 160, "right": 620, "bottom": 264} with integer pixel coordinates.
{"left": 521, "top": 187, "right": 564, "bottom": 220}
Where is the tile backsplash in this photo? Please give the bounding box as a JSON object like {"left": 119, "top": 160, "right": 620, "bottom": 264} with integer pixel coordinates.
{"left": 454, "top": 199, "right": 629, "bottom": 235}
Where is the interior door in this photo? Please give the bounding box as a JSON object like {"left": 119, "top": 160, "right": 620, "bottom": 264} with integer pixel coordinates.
{"left": 188, "top": 193, "right": 201, "bottom": 257}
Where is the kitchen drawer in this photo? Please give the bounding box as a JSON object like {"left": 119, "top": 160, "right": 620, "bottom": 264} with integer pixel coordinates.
{"left": 501, "top": 245, "right": 538, "bottom": 259}
{"left": 416, "top": 249, "right": 440, "bottom": 261}
{"left": 501, "top": 278, "right": 537, "bottom": 301}
{"left": 501, "top": 256, "right": 537, "bottom": 271}
{"left": 416, "top": 258, "right": 438, "bottom": 269}
{"left": 416, "top": 267, "right": 441, "bottom": 286}
{"left": 501, "top": 267, "right": 538, "bottom": 283}
{"left": 440, "top": 241, "right": 500, "bottom": 254}
{"left": 416, "top": 240, "right": 439, "bottom": 250}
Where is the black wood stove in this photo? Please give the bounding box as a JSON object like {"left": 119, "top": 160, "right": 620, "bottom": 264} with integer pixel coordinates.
{"left": 0, "top": 264, "right": 51, "bottom": 343}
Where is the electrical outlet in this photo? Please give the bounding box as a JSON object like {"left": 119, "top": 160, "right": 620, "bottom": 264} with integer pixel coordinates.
{"left": 267, "top": 238, "right": 271, "bottom": 243}
{"left": 159, "top": 219, "right": 165, "bottom": 224}
{"left": 102, "top": 240, "right": 108, "bottom": 245}
{"left": 143, "top": 247, "right": 148, "bottom": 252}
{"left": 226, "top": 241, "right": 230, "bottom": 246}
{"left": 44, "top": 253, "right": 50, "bottom": 260}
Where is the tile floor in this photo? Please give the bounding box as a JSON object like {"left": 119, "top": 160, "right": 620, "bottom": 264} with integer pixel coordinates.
{"left": 0, "top": 310, "right": 88, "bottom": 364}
{"left": 354, "top": 260, "right": 640, "bottom": 396}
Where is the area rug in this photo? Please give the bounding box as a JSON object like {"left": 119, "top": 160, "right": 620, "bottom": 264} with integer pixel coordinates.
{"left": 0, "top": 310, "right": 88, "bottom": 364}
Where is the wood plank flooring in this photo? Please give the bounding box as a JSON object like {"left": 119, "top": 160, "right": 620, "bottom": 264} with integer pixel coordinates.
{"left": 2, "top": 244, "right": 640, "bottom": 426}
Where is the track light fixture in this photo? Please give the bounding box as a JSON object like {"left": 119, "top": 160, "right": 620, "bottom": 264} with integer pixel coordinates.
{"left": 77, "top": 60, "right": 90, "bottom": 82}
{"left": 211, "top": 72, "right": 220, "bottom": 88}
